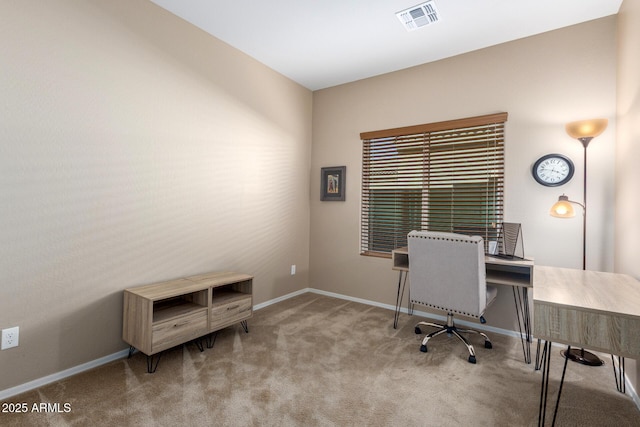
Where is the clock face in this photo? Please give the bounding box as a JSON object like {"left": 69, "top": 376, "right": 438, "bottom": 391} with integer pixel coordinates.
{"left": 532, "top": 154, "right": 575, "bottom": 187}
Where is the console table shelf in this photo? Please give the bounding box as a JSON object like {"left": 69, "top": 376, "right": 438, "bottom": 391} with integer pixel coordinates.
{"left": 123, "top": 271, "right": 253, "bottom": 372}
{"left": 153, "top": 302, "right": 207, "bottom": 323}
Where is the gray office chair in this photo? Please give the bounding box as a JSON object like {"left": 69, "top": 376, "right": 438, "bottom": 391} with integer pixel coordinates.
{"left": 408, "top": 230, "right": 498, "bottom": 363}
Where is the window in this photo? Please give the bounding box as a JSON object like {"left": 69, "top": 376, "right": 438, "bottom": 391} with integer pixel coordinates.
{"left": 360, "top": 113, "right": 507, "bottom": 257}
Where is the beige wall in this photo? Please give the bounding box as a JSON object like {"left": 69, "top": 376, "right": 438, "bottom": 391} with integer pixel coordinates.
{"left": 0, "top": 0, "right": 312, "bottom": 391}
{"left": 616, "top": 0, "right": 640, "bottom": 396}
{"left": 0, "top": 0, "right": 632, "bottom": 399}
{"left": 310, "top": 17, "right": 617, "bottom": 333}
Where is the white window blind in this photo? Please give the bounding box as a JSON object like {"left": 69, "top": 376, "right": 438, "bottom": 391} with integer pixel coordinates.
{"left": 360, "top": 113, "right": 507, "bottom": 257}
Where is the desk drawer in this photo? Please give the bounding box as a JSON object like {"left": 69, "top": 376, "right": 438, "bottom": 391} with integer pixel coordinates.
{"left": 152, "top": 309, "right": 208, "bottom": 354}
{"left": 210, "top": 296, "right": 252, "bottom": 331}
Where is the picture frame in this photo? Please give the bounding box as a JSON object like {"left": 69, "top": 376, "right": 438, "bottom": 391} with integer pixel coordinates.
{"left": 320, "top": 166, "right": 346, "bottom": 201}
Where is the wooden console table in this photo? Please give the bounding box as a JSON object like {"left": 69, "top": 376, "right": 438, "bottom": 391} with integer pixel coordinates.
{"left": 392, "top": 247, "right": 534, "bottom": 363}
{"left": 123, "top": 271, "right": 253, "bottom": 372}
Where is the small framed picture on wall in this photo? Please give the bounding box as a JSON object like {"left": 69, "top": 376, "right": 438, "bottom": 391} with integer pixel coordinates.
{"left": 320, "top": 166, "right": 346, "bottom": 201}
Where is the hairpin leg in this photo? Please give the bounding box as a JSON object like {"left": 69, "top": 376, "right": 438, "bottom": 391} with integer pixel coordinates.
{"left": 393, "top": 271, "right": 407, "bottom": 329}
{"left": 538, "top": 340, "right": 552, "bottom": 427}
{"left": 512, "top": 286, "right": 532, "bottom": 364}
{"left": 551, "top": 345, "right": 571, "bottom": 426}
{"left": 147, "top": 353, "right": 161, "bottom": 373}
{"left": 611, "top": 355, "right": 626, "bottom": 393}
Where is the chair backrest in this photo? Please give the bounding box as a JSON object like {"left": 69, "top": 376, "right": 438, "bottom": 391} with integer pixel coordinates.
{"left": 408, "top": 230, "right": 487, "bottom": 318}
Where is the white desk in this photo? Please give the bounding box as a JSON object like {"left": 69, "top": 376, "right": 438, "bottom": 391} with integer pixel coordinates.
{"left": 391, "top": 247, "right": 534, "bottom": 363}
{"left": 533, "top": 266, "right": 640, "bottom": 425}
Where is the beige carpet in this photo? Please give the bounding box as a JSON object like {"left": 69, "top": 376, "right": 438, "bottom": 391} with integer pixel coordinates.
{"left": 3, "top": 293, "right": 639, "bottom": 426}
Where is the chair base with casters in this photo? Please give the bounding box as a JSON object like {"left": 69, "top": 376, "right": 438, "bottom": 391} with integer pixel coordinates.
{"left": 414, "top": 313, "right": 492, "bottom": 364}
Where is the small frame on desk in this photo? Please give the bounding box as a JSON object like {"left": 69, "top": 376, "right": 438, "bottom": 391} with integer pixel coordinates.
{"left": 321, "top": 166, "right": 346, "bottom": 201}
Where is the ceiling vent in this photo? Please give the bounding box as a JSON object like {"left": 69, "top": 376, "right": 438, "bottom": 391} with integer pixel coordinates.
{"left": 396, "top": 1, "right": 440, "bottom": 32}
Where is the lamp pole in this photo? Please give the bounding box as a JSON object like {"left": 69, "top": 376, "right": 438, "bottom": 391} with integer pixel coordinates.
{"left": 578, "top": 137, "right": 590, "bottom": 271}
{"left": 552, "top": 119, "right": 608, "bottom": 366}
{"left": 562, "top": 135, "right": 604, "bottom": 366}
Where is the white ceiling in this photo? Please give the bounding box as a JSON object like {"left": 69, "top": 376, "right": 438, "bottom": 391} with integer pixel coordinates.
{"left": 149, "top": 0, "right": 622, "bottom": 91}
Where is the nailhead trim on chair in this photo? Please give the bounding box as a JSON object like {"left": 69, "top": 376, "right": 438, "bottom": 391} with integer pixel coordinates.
{"left": 410, "top": 300, "right": 480, "bottom": 319}
{"left": 410, "top": 234, "right": 482, "bottom": 246}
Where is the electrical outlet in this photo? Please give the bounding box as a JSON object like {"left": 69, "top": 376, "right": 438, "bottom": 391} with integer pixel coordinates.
{"left": 290, "top": 265, "right": 296, "bottom": 275}
{"left": 1, "top": 327, "right": 19, "bottom": 350}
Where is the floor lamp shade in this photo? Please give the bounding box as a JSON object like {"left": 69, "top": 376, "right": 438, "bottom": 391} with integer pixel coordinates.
{"left": 550, "top": 195, "right": 577, "bottom": 218}
{"left": 565, "top": 119, "right": 608, "bottom": 144}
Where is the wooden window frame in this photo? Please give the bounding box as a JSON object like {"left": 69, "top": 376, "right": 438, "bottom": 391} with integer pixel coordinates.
{"left": 360, "top": 113, "right": 507, "bottom": 258}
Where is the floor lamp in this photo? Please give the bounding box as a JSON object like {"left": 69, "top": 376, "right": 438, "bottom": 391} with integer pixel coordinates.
{"left": 549, "top": 118, "right": 608, "bottom": 366}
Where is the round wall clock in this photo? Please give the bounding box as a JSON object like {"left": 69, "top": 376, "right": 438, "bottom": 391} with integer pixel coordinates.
{"left": 532, "top": 154, "right": 575, "bottom": 187}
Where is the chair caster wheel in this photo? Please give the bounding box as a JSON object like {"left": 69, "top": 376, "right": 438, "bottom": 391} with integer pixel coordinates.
{"left": 415, "top": 327, "right": 422, "bottom": 334}
{"left": 420, "top": 344, "right": 428, "bottom": 353}
{"left": 468, "top": 355, "right": 477, "bottom": 364}
{"left": 485, "top": 341, "right": 492, "bottom": 349}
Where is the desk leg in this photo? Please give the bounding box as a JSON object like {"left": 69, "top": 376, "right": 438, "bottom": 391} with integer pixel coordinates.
{"left": 611, "top": 355, "right": 626, "bottom": 393}
{"left": 512, "top": 286, "right": 532, "bottom": 364}
{"left": 408, "top": 284, "right": 413, "bottom": 316}
{"left": 393, "top": 271, "right": 408, "bottom": 329}
{"left": 535, "top": 339, "right": 543, "bottom": 370}
{"left": 538, "top": 341, "right": 570, "bottom": 427}
{"left": 538, "top": 340, "right": 551, "bottom": 427}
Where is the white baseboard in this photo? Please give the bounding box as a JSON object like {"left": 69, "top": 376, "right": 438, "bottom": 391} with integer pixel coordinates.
{"left": 253, "top": 288, "right": 309, "bottom": 310}
{"left": 630, "top": 381, "right": 640, "bottom": 410}
{"left": 0, "top": 348, "right": 130, "bottom": 401}
{"left": 2, "top": 287, "right": 638, "bottom": 411}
